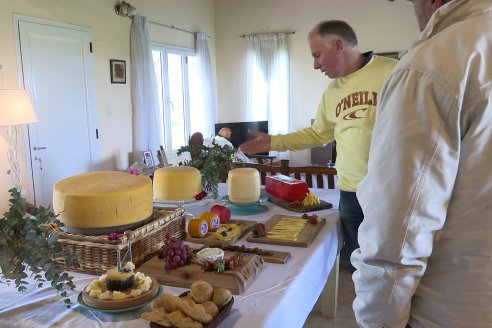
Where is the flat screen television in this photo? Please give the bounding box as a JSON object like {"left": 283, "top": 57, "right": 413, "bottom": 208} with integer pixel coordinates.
{"left": 214, "top": 120, "right": 269, "bottom": 155}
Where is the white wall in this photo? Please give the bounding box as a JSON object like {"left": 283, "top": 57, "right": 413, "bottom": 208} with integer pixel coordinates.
{"left": 214, "top": 0, "right": 420, "bottom": 165}
{"left": 0, "top": 0, "right": 215, "bottom": 213}
{"left": 0, "top": 0, "right": 419, "bottom": 213}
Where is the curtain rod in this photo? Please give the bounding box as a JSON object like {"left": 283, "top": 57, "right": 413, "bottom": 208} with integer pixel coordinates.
{"left": 148, "top": 20, "right": 195, "bottom": 36}
{"left": 240, "top": 31, "right": 295, "bottom": 38}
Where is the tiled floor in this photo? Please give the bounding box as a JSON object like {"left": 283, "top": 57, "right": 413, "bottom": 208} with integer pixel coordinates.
{"left": 303, "top": 265, "right": 358, "bottom": 328}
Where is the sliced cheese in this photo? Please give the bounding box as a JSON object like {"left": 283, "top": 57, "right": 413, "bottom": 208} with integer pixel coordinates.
{"left": 267, "top": 218, "right": 307, "bottom": 241}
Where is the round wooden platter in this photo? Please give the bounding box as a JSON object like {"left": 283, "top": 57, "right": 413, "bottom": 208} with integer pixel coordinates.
{"left": 82, "top": 277, "right": 160, "bottom": 310}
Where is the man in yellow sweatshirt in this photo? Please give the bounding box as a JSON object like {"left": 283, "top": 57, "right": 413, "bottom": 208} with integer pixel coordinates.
{"left": 240, "top": 20, "right": 396, "bottom": 271}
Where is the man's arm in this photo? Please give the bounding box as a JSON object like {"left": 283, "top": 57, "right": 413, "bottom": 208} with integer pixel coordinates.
{"left": 238, "top": 130, "right": 271, "bottom": 155}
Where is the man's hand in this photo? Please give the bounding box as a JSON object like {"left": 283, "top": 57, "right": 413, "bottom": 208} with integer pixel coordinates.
{"left": 239, "top": 130, "right": 272, "bottom": 155}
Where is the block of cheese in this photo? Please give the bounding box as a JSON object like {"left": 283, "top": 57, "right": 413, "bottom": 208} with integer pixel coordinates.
{"left": 199, "top": 212, "right": 220, "bottom": 231}
{"left": 153, "top": 166, "right": 202, "bottom": 201}
{"left": 227, "top": 168, "right": 260, "bottom": 203}
{"left": 53, "top": 171, "right": 153, "bottom": 231}
{"left": 265, "top": 174, "right": 309, "bottom": 202}
{"left": 187, "top": 218, "right": 209, "bottom": 238}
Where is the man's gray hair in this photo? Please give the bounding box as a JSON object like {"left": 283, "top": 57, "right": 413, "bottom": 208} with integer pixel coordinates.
{"left": 309, "top": 20, "right": 358, "bottom": 48}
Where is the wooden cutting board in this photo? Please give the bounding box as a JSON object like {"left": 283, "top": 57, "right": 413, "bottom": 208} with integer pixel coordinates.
{"left": 246, "top": 214, "right": 326, "bottom": 248}
{"left": 267, "top": 192, "right": 333, "bottom": 213}
{"left": 196, "top": 244, "right": 291, "bottom": 264}
{"left": 186, "top": 219, "right": 256, "bottom": 246}
{"left": 137, "top": 251, "right": 263, "bottom": 295}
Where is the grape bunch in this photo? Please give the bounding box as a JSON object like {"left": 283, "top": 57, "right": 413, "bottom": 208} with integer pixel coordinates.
{"left": 158, "top": 235, "right": 190, "bottom": 270}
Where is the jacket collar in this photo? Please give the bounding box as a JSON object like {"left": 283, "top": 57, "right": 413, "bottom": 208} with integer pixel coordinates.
{"left": 401, "top": 0, "right": 492, "bottom": 57}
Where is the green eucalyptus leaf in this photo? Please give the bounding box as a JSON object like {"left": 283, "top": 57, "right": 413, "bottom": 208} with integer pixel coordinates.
{"left": 0, "top": 188, "right": 75, "bottom": 307}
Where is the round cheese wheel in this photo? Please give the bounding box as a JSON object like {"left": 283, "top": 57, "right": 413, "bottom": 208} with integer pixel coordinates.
{"left": 188, "top": 218, "right": 209, "bottom": 238}
{"left": 153, "top": 166, "right": 202, "bottom": 201}
{"left": 196, "top": 248, "right": 224, "bottom": 264}
{"left": 227, "top": 168, "right": 261, "bottom": 203}
{"left": 199, "top": 212, "right": 220, "bottom": 231}
{"left": 53, "top": 171, "right": 153, "bottom": 231}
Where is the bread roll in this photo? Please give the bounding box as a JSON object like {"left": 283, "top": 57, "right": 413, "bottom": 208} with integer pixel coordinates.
{"left": 201, "top": 301, "right": 219, "bottom": 317}
{"left": 190, "top": 280, "right": 213, "bottom": 304}
{"left": 212, "top": 288, "right": 232, "bottom": 309}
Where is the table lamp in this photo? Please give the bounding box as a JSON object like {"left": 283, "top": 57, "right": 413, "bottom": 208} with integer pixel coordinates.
{"left": 0, "top": 89, "right": 38, "bottom": 191}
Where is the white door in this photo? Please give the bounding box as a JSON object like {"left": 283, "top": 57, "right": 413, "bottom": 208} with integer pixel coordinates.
{"left": 14, "top": 15, "right": 100, "bottom": 208}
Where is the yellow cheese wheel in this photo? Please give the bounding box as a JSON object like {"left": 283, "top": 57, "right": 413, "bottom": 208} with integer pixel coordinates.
{"left": 153, "top": 166, "right": 202, "bottom": 201}
{"left": 199, "top": 212, "right": 220, "bottom": 231}
{"left": 52, "top": 171, "right": 153, "bottom": 229}
{"left": 188, "top": 218, "right": 209, "bottom": 238}
{"left": 227, "top": 168, "right": 261, "bottom": 203}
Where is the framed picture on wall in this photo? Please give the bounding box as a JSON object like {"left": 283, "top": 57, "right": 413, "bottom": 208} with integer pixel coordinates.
{"left": 142, "top": 150, "right": 154, "bottom": 166}
{"left": 110, "top": 59, "right": 126, "bottom": 84}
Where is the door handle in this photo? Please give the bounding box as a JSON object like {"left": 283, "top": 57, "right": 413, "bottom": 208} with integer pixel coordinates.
{"left": 33, "top": 146, "right": 47, "bottom": 150}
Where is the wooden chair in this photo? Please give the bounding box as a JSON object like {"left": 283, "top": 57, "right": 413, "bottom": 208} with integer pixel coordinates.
{"left": 289, "top": 165, "right": 337, "bottom": 189}
{"left": 234, "top": 159, "right": 337, "bottom": 189}
{"left": 234, "top": 159, "right": 289, "bottom": 185}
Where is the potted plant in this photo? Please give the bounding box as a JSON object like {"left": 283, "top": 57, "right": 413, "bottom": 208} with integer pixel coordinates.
{"left": 0, "top": 188, "right": 77, "bottom": 307}
{"left": 177, "top": 135, "right": 239, "bottom": 199}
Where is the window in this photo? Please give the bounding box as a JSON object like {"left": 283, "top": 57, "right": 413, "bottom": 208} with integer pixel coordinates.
{"left": 153, "top": 44, "right": 205, "bottom": 152}
{"left": 246, "top": 33, "right": 289, "bottom": 137}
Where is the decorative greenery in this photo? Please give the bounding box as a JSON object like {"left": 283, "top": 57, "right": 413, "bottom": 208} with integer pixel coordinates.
{"left": 0, "top": 188, "right": 78, "bottom": 308}
{"left": 177, "top": 140, "right": 239, "bottom": 198}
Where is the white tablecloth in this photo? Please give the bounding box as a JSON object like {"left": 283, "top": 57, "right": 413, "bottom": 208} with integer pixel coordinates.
{"left": 0, "top": 186, "right": 341, "bottom": 328}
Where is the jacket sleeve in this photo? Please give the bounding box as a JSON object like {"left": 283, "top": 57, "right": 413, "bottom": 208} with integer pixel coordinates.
{"left": 271, "top": 97, "right": 335, "bottom": 151}
{"left": 352, "top": 68, "right": 460, "bottom": 327}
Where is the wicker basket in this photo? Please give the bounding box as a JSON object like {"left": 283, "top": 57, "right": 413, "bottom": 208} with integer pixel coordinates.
{"left": 47, "top": 207, "right": 186, "bottom": 275}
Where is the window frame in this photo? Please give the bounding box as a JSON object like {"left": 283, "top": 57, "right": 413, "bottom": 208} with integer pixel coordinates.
{"left": 152, "top": 43, "right": 195, "bottom": 154}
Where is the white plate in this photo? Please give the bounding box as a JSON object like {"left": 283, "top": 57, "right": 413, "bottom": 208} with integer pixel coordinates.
{"left": 153, "top": 197, "right": 198, "bottom": 205}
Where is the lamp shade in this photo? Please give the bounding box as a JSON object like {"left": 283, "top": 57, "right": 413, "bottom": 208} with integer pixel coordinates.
{"left": 0, "top": 89, "right": 38, "bottom": 126}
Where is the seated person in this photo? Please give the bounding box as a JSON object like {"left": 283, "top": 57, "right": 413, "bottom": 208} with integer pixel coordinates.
{"left": 202, "top": 129, "right": 252, "bottom": 163}
{"left": 218, "top": 127, "right": 232, "bottom": 139}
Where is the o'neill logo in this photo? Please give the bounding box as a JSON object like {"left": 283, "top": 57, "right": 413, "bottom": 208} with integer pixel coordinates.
{"left": 343, "top": 107, "right": 368, "bottom": 120}
{"left": 336, "top": 91, "right": 377, "bottom": 117}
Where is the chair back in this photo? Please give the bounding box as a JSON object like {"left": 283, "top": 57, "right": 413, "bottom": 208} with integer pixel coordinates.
{"left": 234, "top": 159, "right": 289, "bottom": 185}
{"left": 234, "top": 159, "right": 337, "bottom": 189}
{"left": 289, "top": 165, "right": 337, "bottom": 189}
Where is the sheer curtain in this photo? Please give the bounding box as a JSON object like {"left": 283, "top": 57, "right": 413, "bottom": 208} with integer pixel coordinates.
{"left": 130, "top": 15, "right": 163, "bottom": 160}
{"left": 246, "top": 33, "right": 289, "bottom": 144}
{"left": 189, "top": 32, "right": 217, "bottom": 138}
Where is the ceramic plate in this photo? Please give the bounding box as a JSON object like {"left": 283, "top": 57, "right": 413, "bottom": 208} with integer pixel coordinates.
{"left": 153, "top": 197, "right": 210, "bottom": 209}
{"left": 77, "top": 285, "right": 163, "bottom": 314}
{"left": 222, "top": 195, "right": 268, "bottom": 215}
{"left": 222, "top": 194, "right": 268, "bottom": 207}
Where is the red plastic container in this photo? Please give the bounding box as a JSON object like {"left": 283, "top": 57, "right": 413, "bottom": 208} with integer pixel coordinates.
{"left": 265, "top": 174, "right": 309, "bottom": 202}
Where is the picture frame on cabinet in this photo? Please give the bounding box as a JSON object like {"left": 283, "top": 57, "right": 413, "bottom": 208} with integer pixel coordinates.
{"left": 142, "top": 150, "right": 154, "bottom": 166}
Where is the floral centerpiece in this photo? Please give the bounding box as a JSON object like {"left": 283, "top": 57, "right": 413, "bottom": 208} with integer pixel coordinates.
{"left": 177, "top": 136, "right": 239, "bottom": 199}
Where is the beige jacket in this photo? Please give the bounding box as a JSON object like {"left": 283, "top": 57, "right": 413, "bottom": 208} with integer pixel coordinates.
{"left": 353, "top": 1, "right": 492, "bottom": 327}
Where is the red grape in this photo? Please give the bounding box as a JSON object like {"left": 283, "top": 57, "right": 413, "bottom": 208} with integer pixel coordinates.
{"left": 159, "top": 235, "right": 189, "bottom": 271}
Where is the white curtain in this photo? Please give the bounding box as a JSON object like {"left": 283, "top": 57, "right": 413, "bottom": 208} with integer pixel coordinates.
{"left": 130, "top": 15, "right": 163, "bottom": 160}
{"left": 246, "top": 33, "right": 289, "bottom": 139}
{"left": 189, "top": 32, "right": 217, "bottom": 138}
